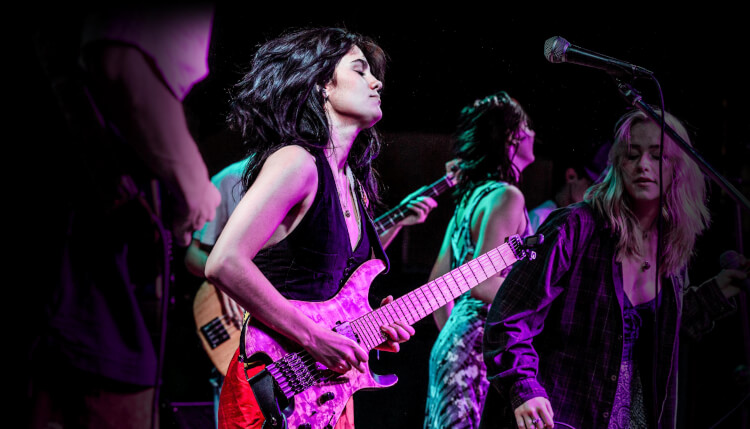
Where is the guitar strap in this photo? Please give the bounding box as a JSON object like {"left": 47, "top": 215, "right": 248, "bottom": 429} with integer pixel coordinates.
{"left": 239, "top": 315, "right": 288, "bottom": 429}
{"left": 247, "top": 369, "right": 287, "bottom": 429}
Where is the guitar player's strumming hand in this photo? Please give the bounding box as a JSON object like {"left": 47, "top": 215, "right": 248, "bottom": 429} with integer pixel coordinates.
{"left": 303, "top": 322, "right": 370, "bottom": 374}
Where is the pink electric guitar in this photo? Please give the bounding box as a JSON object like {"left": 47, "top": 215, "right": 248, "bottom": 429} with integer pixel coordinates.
{"left": 194, "top": 172, "right": 457, "bottom": 375}
{"left": 243, "top": 233, "right": 540, "bottom": 429}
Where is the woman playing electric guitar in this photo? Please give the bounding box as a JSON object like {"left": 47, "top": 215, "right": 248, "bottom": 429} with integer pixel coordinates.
{"left": 205, "top": 27, "right": 420, "bottom": 429}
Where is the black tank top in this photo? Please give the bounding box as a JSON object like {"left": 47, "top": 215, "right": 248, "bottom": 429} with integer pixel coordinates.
{"left": 253, "top": 148, "right": 388, "bottom": 301}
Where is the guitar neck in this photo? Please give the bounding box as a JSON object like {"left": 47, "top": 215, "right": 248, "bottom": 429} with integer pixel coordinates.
{"left": 348, "top": 238, "right": 522, "bottom": 351}
{"left": 373, "top": 175, "right": 454, "bottom": 234}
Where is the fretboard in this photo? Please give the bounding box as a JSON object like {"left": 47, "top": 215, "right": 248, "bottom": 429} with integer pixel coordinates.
{"left": 349, "top": 238, "right": 521, "bottom": 350}
{"left": 373, "top": 175, "right": 455, "bottom": 234}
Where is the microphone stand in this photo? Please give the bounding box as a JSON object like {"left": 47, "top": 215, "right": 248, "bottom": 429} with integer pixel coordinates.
{"left": 614, "top": 81, "right": 750, "bottom": 213}
{"left": 615, "top": 79, "right": 750, "bottom": 427}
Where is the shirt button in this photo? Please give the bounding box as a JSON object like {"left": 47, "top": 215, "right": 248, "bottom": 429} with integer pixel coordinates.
{"left": 617, "top": 334, "right": 623, "bottom": 341}
{"left": 603, "top": 411, "right": 610, "bottom": 418}
{"left": 610, "top": 374, "right": 617, "bottom": 381}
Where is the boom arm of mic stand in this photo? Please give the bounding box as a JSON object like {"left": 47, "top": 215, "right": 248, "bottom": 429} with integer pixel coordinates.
{"left": 615, "top": 81, "right": 750, "bottom": 213}
{"left": 618, "top": 82, "right": 750, "bottom": 427}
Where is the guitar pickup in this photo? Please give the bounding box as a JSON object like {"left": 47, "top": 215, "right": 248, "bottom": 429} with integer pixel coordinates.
{"left": 200, "top": 318, "right": 231, "bottom": 349}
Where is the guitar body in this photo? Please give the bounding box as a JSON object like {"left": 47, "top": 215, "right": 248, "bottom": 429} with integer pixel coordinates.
{"left": 193, "top": 281, "right": 242, "bottom": 375}
{"left": 243, "top": 258, "right": 397, "bottom": 429}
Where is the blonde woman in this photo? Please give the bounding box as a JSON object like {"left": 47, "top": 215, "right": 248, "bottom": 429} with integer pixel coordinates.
{"left": 480, "top": 108, "right": 747, "bottom": 429}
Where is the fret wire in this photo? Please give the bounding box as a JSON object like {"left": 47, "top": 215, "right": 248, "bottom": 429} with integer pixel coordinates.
{"left": 404, "top": 292, "right": 423, "bottom": 322}
{"left": 450, "top": 268, "right": 469, "bottom": 294}
{"left": 465, "top": 259, "right": 481, "bottom": 284}
{"left": 384, "top": 302, "right": 400, "bottom": 324}
{"left": 443, "top": 271, "right": 459, "bottom": 297}
{"left": 478, "top": 252, "right": 499, "bottom": 278}
{"left": 414, "top": 287, "right": 434, "bottom": 314}
{"left": 372, "top": 309, "right": 390, "bottom": 344}
{"left": 497, "top": 246, "right": 510, "bottom": 268}
{"left": 360, "top": 318, "right": 379, "bottom": 350}
{"left": 365, "top": 313, "right": 380, "bottom": 348}
{"left": 423, "top": 283, "right": 442, "bottom": 310}
{"left": 470, "top": 256, "right": 490, "bottom": 280}
{"left": 464, "top": 259, "right": 482, "bottom": 285}
{"left": 485, "top": 248, "right": 501, "bottom": 272}
{"left": 394, "top": 295, "right": 413, "bottom": 324}
{"left": 380, "top": 304, "right": 397, "bottom": 325}
{"left": 490, "top": 249, "right": 505, "bottom": 270}
{"left": 413, "top": 288, "right": 431, "bottom": 316}
{"left": 371, "top": 308, "right": 388, "bottom": 333}
{"left": 348, "top": 319, "right": 367, "bottom": 349}
{"left": 368, "top": 312, "right": 388, "bottom": 344}
{"left": 435, "top": 275, "right": 457, "bottom": 300}
{"left": 393, "top": 297, "right": 411, "bottom": 323}
{"left": 351, "top": 319, "right": 374, "bottom": 350}
{"left": 362, "top": 313, "right": 380, "bottom": 346}
{"left": 428, "top": 280, "right": 448, "bottom": 308}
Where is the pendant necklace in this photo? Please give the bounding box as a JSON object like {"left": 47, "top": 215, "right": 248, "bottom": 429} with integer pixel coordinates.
{"left": 337, "top": 165, "right": 354, "bottom": 218}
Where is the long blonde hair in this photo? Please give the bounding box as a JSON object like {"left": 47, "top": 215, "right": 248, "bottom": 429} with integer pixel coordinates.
{"left": 585, "top": 108, "right": 711, "bottom": 276}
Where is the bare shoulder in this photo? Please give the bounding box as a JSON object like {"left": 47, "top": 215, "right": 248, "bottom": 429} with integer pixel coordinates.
{"left": 262, "top": 145, "right": 317, "bottom": 179}
{"left": 267, "top": 145, "right": 317, "bottom": 171}
{"left": 253, "top": 145, "right": 318, "bottom": 200}
{"left": 485, "top": 183, "right": 525, "bottom": 211}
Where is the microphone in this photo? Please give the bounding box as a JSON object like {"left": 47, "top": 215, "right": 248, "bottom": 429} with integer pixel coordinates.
{"left": 544, "top": 36, "right": 653, "bottom": 78}
{"left": 720, "top": 250, "right": 750, "bottom": 290}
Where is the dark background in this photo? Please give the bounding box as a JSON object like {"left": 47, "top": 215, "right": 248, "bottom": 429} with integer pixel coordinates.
{"left": 23, "top": 6, "right": 750, "bottom": 429}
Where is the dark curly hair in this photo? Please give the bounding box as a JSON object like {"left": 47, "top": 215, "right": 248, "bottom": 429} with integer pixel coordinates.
{"left": 451, "top": 91, "right": 531, "bottom": 201}
{"left": 228, "top": 27, "right": 387, "bottom": 208}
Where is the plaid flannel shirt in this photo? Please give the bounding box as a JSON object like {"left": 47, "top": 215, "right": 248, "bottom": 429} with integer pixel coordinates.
{"left": 481, "top": 202, "right": 735, "bottom": 429}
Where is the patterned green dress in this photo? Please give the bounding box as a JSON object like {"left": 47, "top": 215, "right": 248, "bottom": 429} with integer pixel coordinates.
{"left": 424, "top": 181, "right": 531, "bottom": 429}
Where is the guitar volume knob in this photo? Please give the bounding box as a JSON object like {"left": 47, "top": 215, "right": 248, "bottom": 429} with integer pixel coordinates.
{"left": 319, "top": 391, "right": 335, "bottom": 404}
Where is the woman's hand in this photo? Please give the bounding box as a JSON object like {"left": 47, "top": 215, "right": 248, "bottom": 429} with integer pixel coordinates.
{"left": 304, "top": 323, "right": 370, "bottom": 374}
{"left": 399, "top": 195, "right": 438, "bottom": 226}
{"left": 375, "top": 295, "right": 415, "bottom": 353}
{"left": 514, "top": 396, "right": 554, "bottom": 428}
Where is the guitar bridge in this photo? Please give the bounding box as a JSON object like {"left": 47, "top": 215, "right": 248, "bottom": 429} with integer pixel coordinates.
{"left": 267, "top": 352, "right": 319, "bottom": 399}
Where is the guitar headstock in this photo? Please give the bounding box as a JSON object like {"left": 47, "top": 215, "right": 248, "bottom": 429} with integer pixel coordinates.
{"left": 507, "top": 233, "right": 544, "bottom": 262}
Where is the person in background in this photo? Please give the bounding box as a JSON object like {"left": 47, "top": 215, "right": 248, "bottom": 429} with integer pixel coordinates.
{"left": 527, "top": 141, "right": 610, "bottom": 233}
{"left": 30, "top": 5, "right": 221, "bottom": 429}
{"left": 480, "top": 108, "right": 747, "bottom": 429}
{"left": 424, "top": 90, "right": 536, "bottom": 429}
